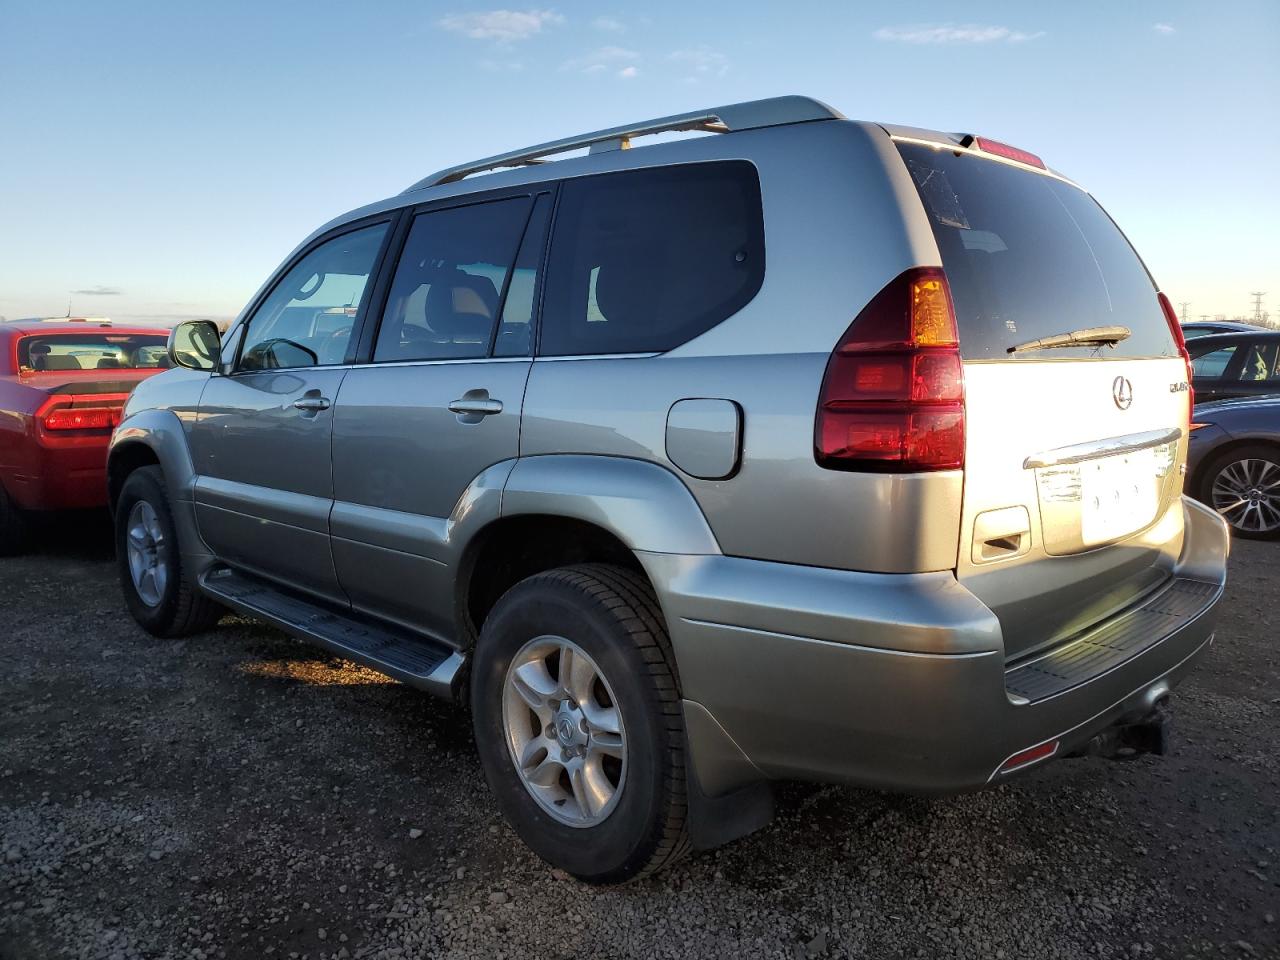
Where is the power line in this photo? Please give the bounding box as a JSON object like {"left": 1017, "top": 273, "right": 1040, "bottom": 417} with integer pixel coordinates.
{"left": 1250, "top": 291, "right": 1266, "bottom": 325}
{"left": 1179, "top": 302, "right": 1190, "bottom": 323}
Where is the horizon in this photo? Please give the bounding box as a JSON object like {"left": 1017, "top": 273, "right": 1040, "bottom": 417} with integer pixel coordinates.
{"left": 1, "top": 1, "right": 1277, "bottom": 325}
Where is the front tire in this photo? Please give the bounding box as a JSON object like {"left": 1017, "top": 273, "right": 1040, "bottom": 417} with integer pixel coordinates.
{"left": 115, "top": 465, "right": 222, "bottom": 636}
{"left": 1199, "top": 444, "right": 1280, "bottom": 540}
{"left": 471, "top": 564, "right": 690, "bottom": 883}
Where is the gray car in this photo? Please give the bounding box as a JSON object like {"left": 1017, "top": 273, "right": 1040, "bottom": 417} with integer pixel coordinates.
{"left": 108, "top": 96, "right": 1230, "bottom": 882}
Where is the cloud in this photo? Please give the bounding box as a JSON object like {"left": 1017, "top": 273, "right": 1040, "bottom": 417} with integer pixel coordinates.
{"left": 561, "top": 45, "right": 639, "bottom": 78}
{"left": 438, "top": 9, "right": 562, "bottom": 43}
{"left": 1154, "top": 22, "right": 1175, "bottom": 35}
{"left": 72, "top": 286, "right": 123, "bottom": 296}
{"left": 874, "top": 24, "right": 1044, "bottom": 44}
{"left": 668, "top": 47, "right": 729, "bottom": 82}
{"left": 592, "top": 16, "right": 625, "bottom": 32}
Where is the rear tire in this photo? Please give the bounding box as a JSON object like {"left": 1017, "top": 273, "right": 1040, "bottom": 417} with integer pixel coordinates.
{"left": 1198, "top": 443, "right": 1280, "bottom": 541}
{"left": 0, "top": 484, "right": 31, "bottom": 557}
{"left": 470, "top": 564, "right": 690, "bottom": 884}
{"left": 115, "top": 465, "right": 222, "bottom": 636}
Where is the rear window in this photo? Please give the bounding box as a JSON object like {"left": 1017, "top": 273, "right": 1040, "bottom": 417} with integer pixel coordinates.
{"left": 540, "top": 161, "right": 764, "bottom": 356}
{"left": 897, "top": 143, "right": 1176, "bottom": 361}
{"left": 18, "top": 333, "right": 169, "bottom": 371}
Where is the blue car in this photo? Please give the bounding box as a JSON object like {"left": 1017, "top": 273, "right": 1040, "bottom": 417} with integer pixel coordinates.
{"left": 1188, "top": 395, "right": 1280, "bottom": 539}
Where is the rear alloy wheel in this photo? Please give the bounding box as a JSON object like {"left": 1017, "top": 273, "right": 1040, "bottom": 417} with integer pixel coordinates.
{"left": 502, "top": 634, "right": 628, "bottom": 827}
{"left": 471, "top": 564, "right": 689, "bottom": 884}
{"left": 115, "top": 465, "right": 223, "bottom": 635}
{"left": 1204, "top": 445, "right": 1280, "bottom": 540}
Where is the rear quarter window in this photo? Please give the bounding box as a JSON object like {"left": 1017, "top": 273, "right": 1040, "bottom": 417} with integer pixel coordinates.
{"left": 540, "top": 161, "right": 764, "bottom": 356}
{"left": 898, "top": 143, "right": 1177, "bottom": 361}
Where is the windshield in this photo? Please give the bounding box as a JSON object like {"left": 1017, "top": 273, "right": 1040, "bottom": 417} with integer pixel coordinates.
{"left": 17, "top": 333, "right": 169, "bottom": 371}
{"left": 897, "top": 143, "right": 1177, "bottom": 361}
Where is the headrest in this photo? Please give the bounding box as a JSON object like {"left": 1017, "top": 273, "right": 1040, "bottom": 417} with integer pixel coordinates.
{"left": 35, "top": 354, "right": 83, "bottom": 370}
{"left": 594, "top": 259, "right": 650, "bottom": 329}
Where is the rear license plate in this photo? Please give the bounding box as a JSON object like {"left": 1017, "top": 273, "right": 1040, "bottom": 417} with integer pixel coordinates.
{"left": 1080, "top": 451, "right": 1159, "bottom": 545}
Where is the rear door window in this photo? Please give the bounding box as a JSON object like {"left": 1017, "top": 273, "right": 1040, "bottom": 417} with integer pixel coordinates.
{"left": 897, "top": 144, "right": 1176, "bottom": 361}
{"left": 540, "top": 162, "right": 764, "bottom": 356}
{"left": 374, "top": 197, "right": 533, "bottom": 363}
{"left": 1236, "top": 341, "right": 1280, "bottom": 382}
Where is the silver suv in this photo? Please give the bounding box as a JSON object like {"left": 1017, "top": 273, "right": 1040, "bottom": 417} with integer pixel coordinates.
{"left": 109, "top": 96, "right": 1230, "bottom": 883}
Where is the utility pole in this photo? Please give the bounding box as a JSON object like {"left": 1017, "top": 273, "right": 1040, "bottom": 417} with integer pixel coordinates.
{"left": 1200, "top": 314, "right": 1210, "bottom": 322}
{"left": 1179, "top": 302, "right": 1190, "bottom": 323}
{"left": 1250, "top": 292, "right": 1266, "bottom": 325}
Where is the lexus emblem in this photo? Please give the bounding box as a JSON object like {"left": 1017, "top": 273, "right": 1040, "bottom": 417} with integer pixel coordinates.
{"left": 1112, "top": 376, "right": 1134, "bottom": 410}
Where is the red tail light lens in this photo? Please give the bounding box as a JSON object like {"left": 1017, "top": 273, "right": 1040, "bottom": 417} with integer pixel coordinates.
{"left": 1158, "top": 292, "right": 1194, "bottom": 426}
{"left": 37, "top": 394, "right": 129, "bottom": 433}
{"left": 974, "top": 136, "right": 1046, "bottom": 169}
{"left": 815, "top": 268, "right": 965, "bottom": 471}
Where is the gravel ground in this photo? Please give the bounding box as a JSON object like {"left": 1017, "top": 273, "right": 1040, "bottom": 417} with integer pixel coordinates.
{"left": 1, "top": 515, "right": 1277, "bottom": 960}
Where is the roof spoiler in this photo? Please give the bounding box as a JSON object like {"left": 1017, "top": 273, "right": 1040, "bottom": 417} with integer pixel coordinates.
{"left": 402, "top": 95, "right": 844, "bottom": 193}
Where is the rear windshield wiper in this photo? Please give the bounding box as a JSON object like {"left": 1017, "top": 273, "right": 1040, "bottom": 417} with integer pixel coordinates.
{"left": 1006, "top": 325, "right": 1132, "bottom": 354}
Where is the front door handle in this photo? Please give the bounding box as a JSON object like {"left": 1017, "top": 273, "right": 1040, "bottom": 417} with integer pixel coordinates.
{"left": 448, "top": 395, "right": 503, "bottom": 417}
{"left": 293, "top": 396, "right": 331, "bottom": 412}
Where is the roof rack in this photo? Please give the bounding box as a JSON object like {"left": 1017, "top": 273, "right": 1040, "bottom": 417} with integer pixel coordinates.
{"left": 403, "top": 95, "right": 844, "bottom": 193}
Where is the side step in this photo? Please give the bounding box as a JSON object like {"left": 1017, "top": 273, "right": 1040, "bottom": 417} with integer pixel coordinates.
{"left": 199, "top": 567, "right": 464, "bottom": 699}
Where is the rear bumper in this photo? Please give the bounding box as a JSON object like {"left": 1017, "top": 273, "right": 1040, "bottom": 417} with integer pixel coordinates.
{"left": 2, "top": 442, "right": 111, "bottom": 511}
{"left": 642, "top": 496, "right": 1229, "bottom": 796}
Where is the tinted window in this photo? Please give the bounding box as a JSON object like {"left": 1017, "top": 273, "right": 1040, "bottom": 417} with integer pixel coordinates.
{"left": 494, "top": 194, "right": 552, "bottom": 358}
{"left": 374, "top": 198, "right": 533, "bottom": 362}
{"left": 540, "top": 162, "right": 764, "bottom": 356}
{"left": 1189, "top": 344, "right": 1237, "bottom": 379}
{"left": 898, "top": 144, "right": 1176, "bottom": 361}
{"left": 18, "top": 333, "right": 168, "bottom": 371}
{"left": 1237, "top": 341, "right": 1280, "bottom": 381}
{"left": 240, "top": 223, "right": 388, "bottom": 371}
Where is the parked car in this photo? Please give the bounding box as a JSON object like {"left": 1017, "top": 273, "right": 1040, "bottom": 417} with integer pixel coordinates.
{"left": 1180, "top": 320, "right": 1263, "bottom": 338}
{"left": 108, "top": 96, "right": 1229, "bottom": 883}
{"left": 1187, "top": 330, "right": 1280, "bottom": 401}
{"left": 1189, "top": 394, "right": 1280, "bottom": 539}
{"left": 0, "top": 319, "right": 171, "bottom": 553}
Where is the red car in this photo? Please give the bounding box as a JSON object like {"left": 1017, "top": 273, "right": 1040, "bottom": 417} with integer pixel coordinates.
{"left": 0, "top": 320, "right": 172, "bottom": 553}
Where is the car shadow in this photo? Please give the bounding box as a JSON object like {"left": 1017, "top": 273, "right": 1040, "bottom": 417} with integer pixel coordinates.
{"left": 19, "top": 508, "right": 115, "bottom": 562}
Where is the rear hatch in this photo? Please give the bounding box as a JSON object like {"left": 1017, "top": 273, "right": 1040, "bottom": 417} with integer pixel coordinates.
{"left": 895, "top": 140, "right": 1190, "bottom": 662}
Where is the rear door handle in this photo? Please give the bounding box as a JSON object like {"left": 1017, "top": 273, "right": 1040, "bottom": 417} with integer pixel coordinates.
{"left": 448, "top": 396, "right": 503, "bottom": 417}
{"left": 293, "top": 396, "right": 331, "bottom": 411}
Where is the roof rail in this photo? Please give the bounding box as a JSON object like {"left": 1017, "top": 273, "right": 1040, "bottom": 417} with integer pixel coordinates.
{"left": 402, "top": 95, "right": 844, "bottom": 193}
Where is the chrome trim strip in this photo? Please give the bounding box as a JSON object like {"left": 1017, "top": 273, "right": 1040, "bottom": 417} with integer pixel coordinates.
{"left": 1022, "top": 427, "right": 1183, "bottom": 469}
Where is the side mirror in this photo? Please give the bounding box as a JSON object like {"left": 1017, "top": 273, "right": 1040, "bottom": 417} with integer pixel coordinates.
{"left": 167, "top": 320, "right": 222, "bottom": 371}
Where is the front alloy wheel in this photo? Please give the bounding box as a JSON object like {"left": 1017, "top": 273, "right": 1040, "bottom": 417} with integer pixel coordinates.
{"left": 125, "top": 499, "right": 170, "bottom": 607}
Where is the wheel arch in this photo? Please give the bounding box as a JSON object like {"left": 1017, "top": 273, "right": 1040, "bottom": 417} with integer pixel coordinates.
{"left": 1192, "top": 434, "right": 1280, "bottom": 497}
{"left": 457, "top": 455, "right": 721, "bottom": 645}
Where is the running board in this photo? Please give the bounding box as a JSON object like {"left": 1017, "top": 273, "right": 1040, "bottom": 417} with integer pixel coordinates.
{"left": 199, "top": 567, "right": 463, "bottom": 699}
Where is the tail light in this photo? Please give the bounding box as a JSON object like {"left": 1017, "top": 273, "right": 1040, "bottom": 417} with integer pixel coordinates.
{"left": 815, "top": 268, "right": 965, "bottom": 471}
{"left": 36, "top": 394, "right": 129, "bottom": 433}
{"left": 973, "top": 136, "right": 1046, "bottom": 169}
{"left": 1157, "top": 292, "right": 1194, "bottom": 426}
